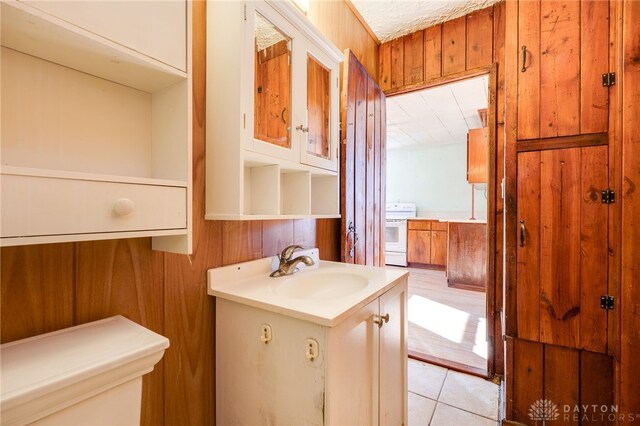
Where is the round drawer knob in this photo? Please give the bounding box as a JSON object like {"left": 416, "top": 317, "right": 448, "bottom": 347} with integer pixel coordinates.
{"left": 113, "top": 198, "right": 134, "bottom": 216}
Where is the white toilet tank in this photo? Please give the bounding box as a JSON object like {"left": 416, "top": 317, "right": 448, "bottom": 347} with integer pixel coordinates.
{"left": 0, "top": 316, "right": 169, "bottom": 425}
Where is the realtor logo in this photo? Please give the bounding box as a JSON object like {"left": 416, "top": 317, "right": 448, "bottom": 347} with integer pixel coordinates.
{"left": 529, "top": 399, "right": 560, "bottom": 422}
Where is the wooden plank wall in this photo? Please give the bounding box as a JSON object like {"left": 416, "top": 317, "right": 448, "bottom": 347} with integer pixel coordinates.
{"left": 620, "top": 0, "right": 640, "bottom": 416}
{"left": 506, "top": 339, "right": 614, "bottom": 425}
{"left": 378, "top": 3, "right": 506, "bottom": 376}
{"left": 378, "top": 5, "right": 498, "bottom": 94}
{"left": 307, "top": 1, "right": 379, "bottom": 79}
{"left": 0, "top": 2, "right": 378, "bottom": 424}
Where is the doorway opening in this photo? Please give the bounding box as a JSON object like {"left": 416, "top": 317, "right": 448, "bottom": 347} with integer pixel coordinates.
{"left": 384, "top": 72, "right": 496, "bottom": 377}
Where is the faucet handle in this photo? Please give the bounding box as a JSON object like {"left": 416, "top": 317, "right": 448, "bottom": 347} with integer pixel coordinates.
{"left": 280, "top": 245, "right": 304, "bottom": 261}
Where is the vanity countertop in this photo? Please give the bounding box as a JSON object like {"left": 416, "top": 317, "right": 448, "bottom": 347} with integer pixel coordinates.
{"left": 207, "top": 248, "right": 408, "bottom": 327}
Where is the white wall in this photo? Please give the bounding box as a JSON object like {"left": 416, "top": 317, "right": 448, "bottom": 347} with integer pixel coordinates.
{"left": 386, "top": 142, "right": 487, "bottom": 219}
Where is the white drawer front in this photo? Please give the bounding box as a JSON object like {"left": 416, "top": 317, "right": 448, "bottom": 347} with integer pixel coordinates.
{"left": 1, "top": 175, "right": 186, "bottom": 238}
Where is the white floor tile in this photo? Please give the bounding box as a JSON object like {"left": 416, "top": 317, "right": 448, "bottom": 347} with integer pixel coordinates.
{"left": 430, "top": 402, "right": 496, "bottom": 426}
{"left": 408, "top": 392, "right": 437, "bottom": 426}
{"left": 437, "top": 370, "right": 499, "bottom": 420}
{"left": 408, "top": 359, "right": 448, "bottom": 400}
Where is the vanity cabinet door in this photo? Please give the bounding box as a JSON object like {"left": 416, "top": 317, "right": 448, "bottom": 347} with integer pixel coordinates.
{"left": 379, "top": 280, "right": 408, "bottom": 426}
{"left": 326, "top": 298, "right": 379, "bottom": 425}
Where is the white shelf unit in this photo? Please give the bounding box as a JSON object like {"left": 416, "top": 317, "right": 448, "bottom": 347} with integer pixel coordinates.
{"left": 0, "top": 0, "right": 192, "bottom": 253}
{"left": 205, "top": 0, "right": 342, "bottom": 221}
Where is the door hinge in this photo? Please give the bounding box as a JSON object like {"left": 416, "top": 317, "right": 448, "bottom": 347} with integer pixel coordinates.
{"left": 601, "top": 189, "right": 615, "bottom": 204}
{"left": 602, "top": 72, "right": 616, "bottom": 87}
{"left": 243, "top": 113, "right": 246, "bottom": 129}
{"left": 244, "top": 4, "right": 247, "bottom": 21}
{"left": 600, "top": 295, "right": 615, "bottom": 310}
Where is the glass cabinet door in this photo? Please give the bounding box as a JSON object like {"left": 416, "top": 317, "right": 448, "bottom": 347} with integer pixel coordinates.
{"left": 306, "top": 54, "right": 331, "bottom": 160}
{"left": 253, "top": 11, "right": 292, "bottom": 149}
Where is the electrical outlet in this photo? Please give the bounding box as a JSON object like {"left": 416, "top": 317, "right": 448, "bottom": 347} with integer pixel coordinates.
{"left": 260, "top": 324, "right": 272, "bottom": 344}
{"left": 305, "top": 338, "right": 318, "bottom": 362}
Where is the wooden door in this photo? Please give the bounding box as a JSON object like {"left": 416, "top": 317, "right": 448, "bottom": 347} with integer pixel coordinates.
{"left": 341, "top": 50, "right": 386, "bottom": 266}
{"left": 516, "top": 145, "right": 609, "bottom": 353}
{"left": 379, "top": 280, "right": 408, "bottom": 426}
{"left": 430, "top": 230, "right": 448, "bottom": 266}
{"left": 407, "top": 230, "right": 430, "bottom": 264}
{"left": 517, "top": 0, "right": 610, "bottom": 140}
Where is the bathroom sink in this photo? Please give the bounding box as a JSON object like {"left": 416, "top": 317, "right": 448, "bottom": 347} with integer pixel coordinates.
{"left": 273, "top": 270, "right": 369, "bottom": 300}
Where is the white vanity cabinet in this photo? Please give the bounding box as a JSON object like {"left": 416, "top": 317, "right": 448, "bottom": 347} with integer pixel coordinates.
{"left": 206, "top": 0, "right": 342, "bottom": 220}
{"left": 215, "top": 279, "right": 408, "bottom": 425}
{"left": 0, "top": 0, "right": 192, "bottom": 253}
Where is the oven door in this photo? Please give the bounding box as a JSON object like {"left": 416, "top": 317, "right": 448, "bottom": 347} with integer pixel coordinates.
{"left": 385, "top": 219, "right": 407, "bottom": 253}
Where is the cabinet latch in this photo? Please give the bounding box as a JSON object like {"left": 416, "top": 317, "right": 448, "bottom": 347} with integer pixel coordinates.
{"left": 602, "top": 72, "right": 616, "bottom": 87}
{"left": 601, "top": 189, "right": 615, "bottom": 204}
{"left": 600, "top": 295, "right": 615, "bottom": 310}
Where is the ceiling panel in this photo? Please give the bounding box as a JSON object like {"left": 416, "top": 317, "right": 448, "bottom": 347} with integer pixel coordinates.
{"left": 386, "top": 75, "right": 488, "bottom": 150}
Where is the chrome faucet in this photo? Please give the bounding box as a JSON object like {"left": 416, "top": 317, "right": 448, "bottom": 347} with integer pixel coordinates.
{"left": 270, "top": 245, "right": 315, "bottom": 277}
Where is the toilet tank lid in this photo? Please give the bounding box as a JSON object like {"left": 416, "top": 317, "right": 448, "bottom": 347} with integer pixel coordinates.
{"left": 0, "top": 316, "right": 169, "bottom": 407}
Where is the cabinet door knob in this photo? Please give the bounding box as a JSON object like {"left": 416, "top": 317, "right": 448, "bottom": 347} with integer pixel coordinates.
{"left": 113, "top": 198, "right": 134, "bottom": 216}
{"left": 521, "top": 46, "right": 527, "bottom": 73}
{"left": 520, "top": 220, "right": 526, "bottom": 247}
{"left": 374, "top": 313, "right": 390, "bottom": 328}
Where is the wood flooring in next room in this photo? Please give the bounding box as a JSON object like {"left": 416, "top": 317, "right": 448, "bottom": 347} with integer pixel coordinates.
{"left": 398, "top": 267, "right": 487, "bottom": 372}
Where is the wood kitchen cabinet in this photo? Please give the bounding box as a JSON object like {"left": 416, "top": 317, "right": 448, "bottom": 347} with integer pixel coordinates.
{"left": 516, "top": 145, "right": 609, "bottom": 353}
{"left": 447, "top": 222, "right": 486, "bottom": 291}
{"left": 407, "top": 220, "right": 447, "bottom": 268}
{"left": 467, "top": 127, "right": 488, "bottom": 183}
{"left": 517, "top": 0, "right": 610, "bottom": 140}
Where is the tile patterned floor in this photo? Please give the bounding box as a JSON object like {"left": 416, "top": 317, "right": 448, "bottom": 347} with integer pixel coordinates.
{"left": 408, "top": 359, "right": 500, "bottom": 426}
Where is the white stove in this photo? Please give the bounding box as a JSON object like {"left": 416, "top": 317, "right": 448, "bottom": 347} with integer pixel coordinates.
{"left": 385, "top": 203, "right": 416, "bottom": 266}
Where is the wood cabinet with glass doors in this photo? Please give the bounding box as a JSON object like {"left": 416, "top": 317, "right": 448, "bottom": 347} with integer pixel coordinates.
{"left": 206, "top": 0, "right": 342, "bottom": 220}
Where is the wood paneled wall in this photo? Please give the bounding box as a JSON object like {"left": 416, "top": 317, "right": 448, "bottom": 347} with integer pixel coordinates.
{"left": 506, "top": 338, "right": 614, "bottom": 425}
{"left": 0, "top": 1, "right": 363, "bottom": 424}
{"left": 378, "top": 5, "right": 498, "bottom": 95}
{"left": 620, "top": 0, "right": 640, "bottom": 415}
{"left": 377, "top": 3, "right": 506, "bottom": 377}
{"left": 307, "top": 0, "right": 379, "bottom": 79}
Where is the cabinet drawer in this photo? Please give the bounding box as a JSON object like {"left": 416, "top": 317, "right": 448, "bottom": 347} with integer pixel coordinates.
{"left": 407, "top": 220, "right": 431, "bottom": 231}
{"left": 431, "top": 222, "right": 449, "bottom": 231}
{"left": 1, "top": 174, "right": 186, "bottom": 239}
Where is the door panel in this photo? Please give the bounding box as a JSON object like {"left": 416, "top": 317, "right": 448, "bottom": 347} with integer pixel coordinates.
{"left": 580, "top": 0, "right": 610, "bottom": 134}
{"left": 516, "top": 0, "right": 540, "bottom": 140}
{"left": 539, "top": 0, "right": 581, "bottom": 138}
{"left": 517, "top": 0, "right": 610, "bottom": 140}
{"left": 540, "top": 148, "right": 582, "bottom": 347}
{"left": 407, "top": 230, "right": 430, "bottom": 264}
{"left": 516, "top": 145, "right": 609, "bottom": 352}
{"left": 579, "top": 146, "right": 609, "bottom": 353}
{"left": 341, "top": 50, "right": 386, "bottom": 266}
{"left": 430, "top": 230, "right": 447, "bottom": 266}
{"left": 379, "top": 280, "right": 408, "bottom": 426}
{"left": 326, "top": 298, "right": 379, "bottom": 425}
{"left": 516, "top": 151, "right": 541, "bottom": 341}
